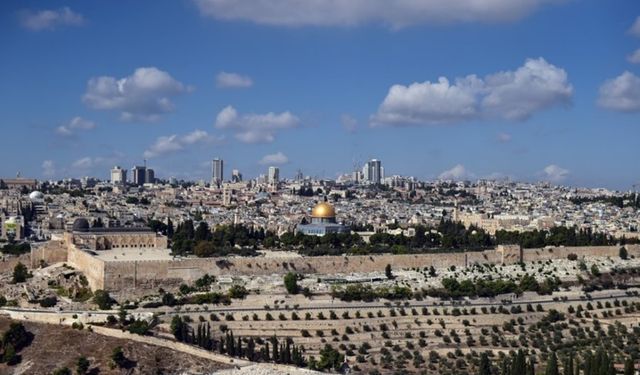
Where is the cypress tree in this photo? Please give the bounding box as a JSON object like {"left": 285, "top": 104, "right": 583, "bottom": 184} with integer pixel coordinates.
{"left": 264, "top": 342, "right": 270, "bottom": 362}
{"left": 564, "top": 353, "right": 573, "bottom": 375}
{"left": 247, "top": 338, "right": 255, "bottom": 361}
{"left": 479, "top": 352, "right": 491, "bottom": 375}
{"left": 624, "top": 357, "right": 634, "bottom": 375}
{"left": 271, "top": 336, "right": 279, "bottom": 362}
{"left": 546, "top": 352, "right": 559, "bottom": 375}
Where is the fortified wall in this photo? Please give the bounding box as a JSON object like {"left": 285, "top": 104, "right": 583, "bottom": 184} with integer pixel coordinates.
{"left": 98, "top": 244, "right": 637, "bottom": 293}
{"left": 29, "top": 224, "right": 640, "bottom": 294}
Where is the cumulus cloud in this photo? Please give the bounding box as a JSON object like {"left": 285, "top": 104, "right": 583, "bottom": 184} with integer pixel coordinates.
{"left": 628, "top": 49, "right": 640, "bottom": 64}
{"left": 71, "top": 157, "right": 94, "bottom": 170}
{"left": 214, "top": 105, "right": 299, "bottom": 143}
{"left": 497, "top": 132, "right": 512, "bottom": 143}
{"left": 55, "top": 116, "right": 96, "bottom": 136}
{"left": 19, "top": 7, "right": 85, "bottom": 31}
{"left": 83, "top": 67, "right": 190, "bottom": 122}
{"left": 597, "top": 71, "right": 640, "bottom": 112}
{"left": 341, "top": 114, "right": 358, "bottom": 133}
{"left": 438, "top": 164, "right": 472, "bottom": 180}
{"left": 371, "top": 58, "right": 573, "bottom": 126}
{"left": 259, "top": 151, "right": 289, "bottom": 165}
{"left": 193, "top": 0, "right": 563, "bottom": 28}
{"left": 42, "top": 160, "right": 56, "bottom": 177}
{"left": 144, "top": 130, "right": 223, "bottom": 158}
{"left": 542, "top": 164, "right": 569, "bottom": 183}
{"left": 216, "top": 71, "right": 253, "bottom": 88}
{"left": 629, "top": 16, "right": 640, "bottom": 38}
{"left": 69, "top": 153, "right": 124, "bottom": 174}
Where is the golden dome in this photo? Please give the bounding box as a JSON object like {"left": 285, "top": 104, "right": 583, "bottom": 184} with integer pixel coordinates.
{"left": 311, "top": 202, "right": 336, "bottom": 218}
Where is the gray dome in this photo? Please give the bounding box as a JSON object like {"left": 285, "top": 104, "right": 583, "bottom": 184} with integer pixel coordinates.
{"left": 29, "top": 191, "right": 44, "bottom": 201}
{"left": 72, "top": 218, "right": 90, "bottom": 232}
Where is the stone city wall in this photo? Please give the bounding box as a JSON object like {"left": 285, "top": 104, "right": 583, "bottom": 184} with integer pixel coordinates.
{"left": 30, "top": 238, "right": 640, "bottom": 294}
{"left": 30, "top": 240, "right": 68, "bottom": 268}
{"left": 100, "top": 244, "right": 640, "bottom": 293}
{"left": 67, "top": 246, "right": 106, "bottom": 290}
{"left": 521, "top": 245, "right": 639, "bottom": 262}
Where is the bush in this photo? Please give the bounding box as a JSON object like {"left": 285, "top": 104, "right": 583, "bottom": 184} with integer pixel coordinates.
{"left": 110, "top": 346, "right": 127, "bottom": 368}
{"left": 567, "top": 253, "right": 578, "bottom": 261}
{"left": 227, "top": 285, "right": 249, "bottom": 299}
{"left": 620, "top": 247, "right": 628, "bottom": 260}
{"left": 127, "top": 319, "right": 151, "bottom": 335}
{"left": 39, "top": 296, "right": 57, "bottom": 308}
{"left": 284, "top": 272, "right": 299, "bottom": 294}
{"left": 12, "top": 262, "right": 30, "bottom": 283}
{"left": 92, "top": 290, "right": 114, "bottom": 310}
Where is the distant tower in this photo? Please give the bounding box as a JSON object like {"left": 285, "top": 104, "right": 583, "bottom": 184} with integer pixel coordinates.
{"left": 211, "top": 158, "right": 224, "bottom": 187}
{"left": 268, "top": 166, "right": 280, "bottom": 184}
{"left": 231, "top": 169, "right": 243, "bottom": 183}
{"left": 369, "top": 159, "right": 382, "bottom": 184}
{"left": 110, "top": 166, "right": 127, "bottom": 185}
{"left": 131, "top": 165, "right": 146, "bottom": 186}
{"left": 145, "top": 168, "right": 155, "bottom": 184}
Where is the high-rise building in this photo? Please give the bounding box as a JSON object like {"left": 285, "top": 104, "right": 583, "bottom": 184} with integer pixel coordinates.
{"left": 268, "top": 166, "right": 280, "bottom": 184}
{"left": 211, "top": 158, "right": 223, "bottom": 187}
{"left": 362, "top": 159, "right": 382, "bottom": 184}
{"left": 131, "top": 166, "right": 146, "bottom": 186}
{"left": 370, "top": 159, "right": 382, "bottom": 184}
{"left": 231, "top": 169, "right": 242, "bottom": 183}
{"left": 110, "top": 166, "right": 127, "bottom": 185}
{"left": 362, "top": 164, "right": 370, "bottom": 182}
{"left": 145, "top": 168, "right": 155, "bottom": 184}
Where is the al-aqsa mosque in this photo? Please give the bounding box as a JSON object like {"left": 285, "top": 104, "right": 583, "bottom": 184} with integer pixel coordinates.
{"left": 296, "top": 201, "right": 350, "bottom": 236}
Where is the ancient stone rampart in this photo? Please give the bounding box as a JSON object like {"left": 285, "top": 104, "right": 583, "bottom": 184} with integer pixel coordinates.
{"left": 99, "top": 244, "right": 640, "bottom": 293}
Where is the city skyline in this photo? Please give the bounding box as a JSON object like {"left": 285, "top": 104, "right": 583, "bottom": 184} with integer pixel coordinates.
{"left": 1, "top": 1, "right": 639, "bottom": 189}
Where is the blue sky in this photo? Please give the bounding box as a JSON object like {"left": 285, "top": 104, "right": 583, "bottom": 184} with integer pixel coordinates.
{"left": 0, "top": 0, "right": 639, "bottom": 189}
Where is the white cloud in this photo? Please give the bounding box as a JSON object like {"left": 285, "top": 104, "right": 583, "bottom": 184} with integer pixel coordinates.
{"left": 341, "top": 114, "right": 358, "bottom": 133}
{"left": 56, "top": 116, "right": 96, "bottom": 136}
{"left": 69, "top": 154, "right": 124, "bottom": 174}
{"left": 144, "top": 130, "right": 223, "bottom": 158}
{"left": 497, "top": 132, "right": 512, "bottom": 143}
{"left": 628, "top": 48, "right": 640, "bottom": 64}
{"left": 83, "top": 67, "right": 190, "bottom": 122}
{"left": 20, "top": 7, "right": 85, "bottom": 31}
{"left": 216, "top": 71, "right": 253, "bottom": 88}
{"left": 629, "top": 16, "right": 640, "bottom": 38}
{"left": 193, "top": 0, "right": 563, "bottom": 28}
{"left": 542, "top": 164, "right": 569, "bottom": 183}
{"left": 372, "top": 58, "right": 573, "bottom": 126}
{"left": 42, "top": 160, "right": 56, "bottom": 177}
{"left": 259, "top": 151, "right": 289, "bottom": 165}
{"left": 71, "top": 157, "right": 94, "bottom": 170}
{"left": 438, "top": 164, "right": 472, "bottom": 180}
{"left": 597, "top": 71, "right": 640, "bottom": 112}
{"left": 214, "top": 105, "right": 299, "bottom": 143}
